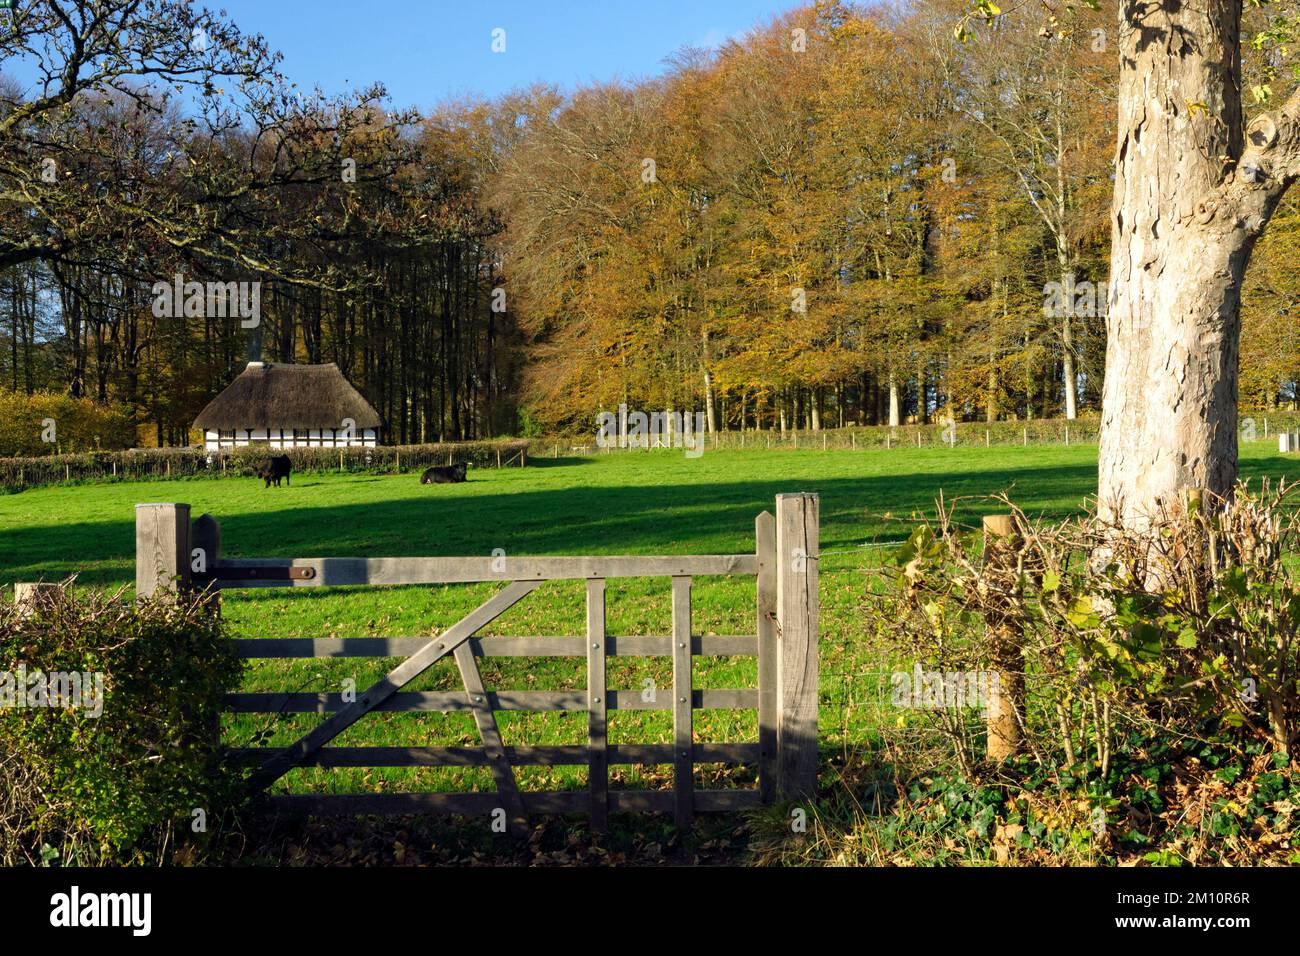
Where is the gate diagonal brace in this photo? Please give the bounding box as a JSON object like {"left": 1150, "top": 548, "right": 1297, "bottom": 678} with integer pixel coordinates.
{"left": 247, "top": 580, "right": 541, "bottom": 794}
{"left": 454, "top": 644, "right": 529, "bottom": 837}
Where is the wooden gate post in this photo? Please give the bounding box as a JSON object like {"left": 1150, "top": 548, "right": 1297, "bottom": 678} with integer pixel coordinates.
{"left": 191, "top": 513, "right": 222, "bottom": 581}
{"left": 775, "top": 493, "right": 819, "bottom": 800}
{"left": 983, "top": 514, "right": 1024, "bottom": 760}
{"left": 755, "top": 510, "right": 778, "bottom": 803}
{"left": 135, "top": 503, "right": 191, "bottom": 602}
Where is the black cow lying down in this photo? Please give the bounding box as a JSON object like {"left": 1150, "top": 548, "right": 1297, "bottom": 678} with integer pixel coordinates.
{"left": 421, "top": 462, "right": 467, "bottom": 484}
{"left": 259, "top": 454, "right": 292, "bottom": 488}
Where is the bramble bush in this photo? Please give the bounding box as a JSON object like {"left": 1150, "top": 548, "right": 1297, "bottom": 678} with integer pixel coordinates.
{"left": 0, "top": 587, "right": 244, "bottom": 865}
{"left": 885, "top": 482, "right": 1300, "bottom": 768}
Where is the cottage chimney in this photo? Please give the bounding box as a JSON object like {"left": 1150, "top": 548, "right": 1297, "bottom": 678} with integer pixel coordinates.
{"left": 246, "top": 323, "right": 263, "bottom": 368}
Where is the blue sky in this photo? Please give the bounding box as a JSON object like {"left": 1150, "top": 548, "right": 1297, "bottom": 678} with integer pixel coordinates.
{"left": 204, "top": 0, "right": 801, "bottom": 110}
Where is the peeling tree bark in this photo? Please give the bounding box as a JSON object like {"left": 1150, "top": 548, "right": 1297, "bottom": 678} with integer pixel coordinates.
{"left": 1099, "top": 0, "right": 1300, "bottom": 524}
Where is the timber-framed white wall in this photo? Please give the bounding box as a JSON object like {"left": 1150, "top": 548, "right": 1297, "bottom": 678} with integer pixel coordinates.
{"left": 203, "top": 427, "right": 378, "bottom": 450}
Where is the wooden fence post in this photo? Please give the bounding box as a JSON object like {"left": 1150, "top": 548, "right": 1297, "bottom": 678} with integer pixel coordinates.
{"left": 189, "top": 512, "right": 223, "bottom": 747}
{"left": 671, "top": 575, "right": 694, "bottom": 830}
{"left": 983, "top": 514, "right": 1024, "bottom": 761}
{"left": 14, "top": 581, "right": 65, "bottom": 617}
{"left": 191, "top": 513, "right": 222, "bottom": 587}
{"left": 135, "top": 503, "right": 191, "bottom": 602}
{"left": 755, "top": 510, "right": 778, "bottom": 803}
{"left": 775, "top": 493, "right": 819, "bottom": 800}
{"left": 586, "top": 578, "right": 608, "bottom": 831}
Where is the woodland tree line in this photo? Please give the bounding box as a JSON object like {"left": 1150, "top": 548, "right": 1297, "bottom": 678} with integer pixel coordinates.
{"left": 1, "top": 0, "right": 1297, "bottom": 447}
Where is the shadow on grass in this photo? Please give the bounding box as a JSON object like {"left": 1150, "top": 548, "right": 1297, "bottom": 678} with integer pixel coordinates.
{"left": 0, "top": 462, "right": 1105, "bottom": 588}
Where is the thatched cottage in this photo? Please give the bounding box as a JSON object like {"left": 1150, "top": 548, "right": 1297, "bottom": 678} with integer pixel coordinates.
{"left": 193, "top": 362, "right": 381, "bottom": 451}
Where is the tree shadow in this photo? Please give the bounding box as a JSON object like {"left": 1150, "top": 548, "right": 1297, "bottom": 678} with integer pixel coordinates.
{"left": 0, "top": 462, "right": 1106, "bottom": 588}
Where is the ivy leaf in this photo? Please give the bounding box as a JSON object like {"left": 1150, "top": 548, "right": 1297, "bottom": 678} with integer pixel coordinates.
{"left": 1067, "top": 595, "right": 1098, "bottom": 629}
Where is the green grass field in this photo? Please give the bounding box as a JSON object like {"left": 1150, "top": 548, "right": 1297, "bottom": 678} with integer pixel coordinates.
{"left": 4, "top": 441, "right": 1299, "bottom": 813}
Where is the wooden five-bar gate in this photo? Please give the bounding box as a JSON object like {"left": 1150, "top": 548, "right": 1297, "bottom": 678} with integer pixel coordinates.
{"left": 135, "top": 494, "right": 819, "bottom": 832}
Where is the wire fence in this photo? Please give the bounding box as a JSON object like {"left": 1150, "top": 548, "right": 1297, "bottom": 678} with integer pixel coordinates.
{"left": 543, "top": 418, "right": 1103, "bottom": 453}
{"left": 0, "top": 439, "right": 532, "bottom": 493}
{"left": 542, "top": 412, "right": 1300, "bottom": 457}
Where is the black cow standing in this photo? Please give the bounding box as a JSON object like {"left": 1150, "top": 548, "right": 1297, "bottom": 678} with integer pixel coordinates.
{"left": 259, "top": 454, "right": 292, "bottom": 488}
{"left": 421, "top": 462, "right": 467, "bottom": 484}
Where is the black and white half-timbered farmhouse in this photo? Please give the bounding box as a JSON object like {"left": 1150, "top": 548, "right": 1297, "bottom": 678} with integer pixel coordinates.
{"left": 193, "top": 361, "right": 381, "bottom": 451}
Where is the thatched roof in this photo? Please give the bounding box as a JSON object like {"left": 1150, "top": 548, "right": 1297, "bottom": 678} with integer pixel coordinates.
{"left": 193, "top": 363, "right": 382, "bottom": 430}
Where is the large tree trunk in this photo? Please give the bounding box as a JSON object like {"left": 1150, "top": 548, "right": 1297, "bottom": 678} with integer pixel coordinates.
{"left": 1098, "top": 0, "right": 1300, "bottom": 524}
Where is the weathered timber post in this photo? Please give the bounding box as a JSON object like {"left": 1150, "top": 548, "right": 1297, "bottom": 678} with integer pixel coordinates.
{"left": 135, "top": 503, "right": 191, "bottom": 602}
{"left": 775, "top": 493, "right": 819, "bottom": 799}
{"left": 983, "top": 514, "right": 1024, "bottom": 761}
{"left": 189, "top": 512, "right": 223, "bottom": 748}
{"left": 586, "top": 578, "right": 608, "bottom": 831}
{"left": 755, "top": 509, "right": 778, "bottom": 803}
{"left": 191, "top": 513, "right": 222, "bottom": 597}
{"left": 13, "top": 581, "right": 66, "bottom": 617}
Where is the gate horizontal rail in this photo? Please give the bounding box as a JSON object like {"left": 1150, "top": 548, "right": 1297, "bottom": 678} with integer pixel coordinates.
{"left": 200, "top": 554, "right": 757, "bottom": 588}
{"left": 225, "top": 689, "right": 759, "bottom": 712}
{"left": 233, "top": 634, "right": 758, "bottom": 658}
{"left": 269, "top": 790, "right": 762, "bottom": 816}
{"left": 227, "top": 742, "right": 761, "bottom": 767}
